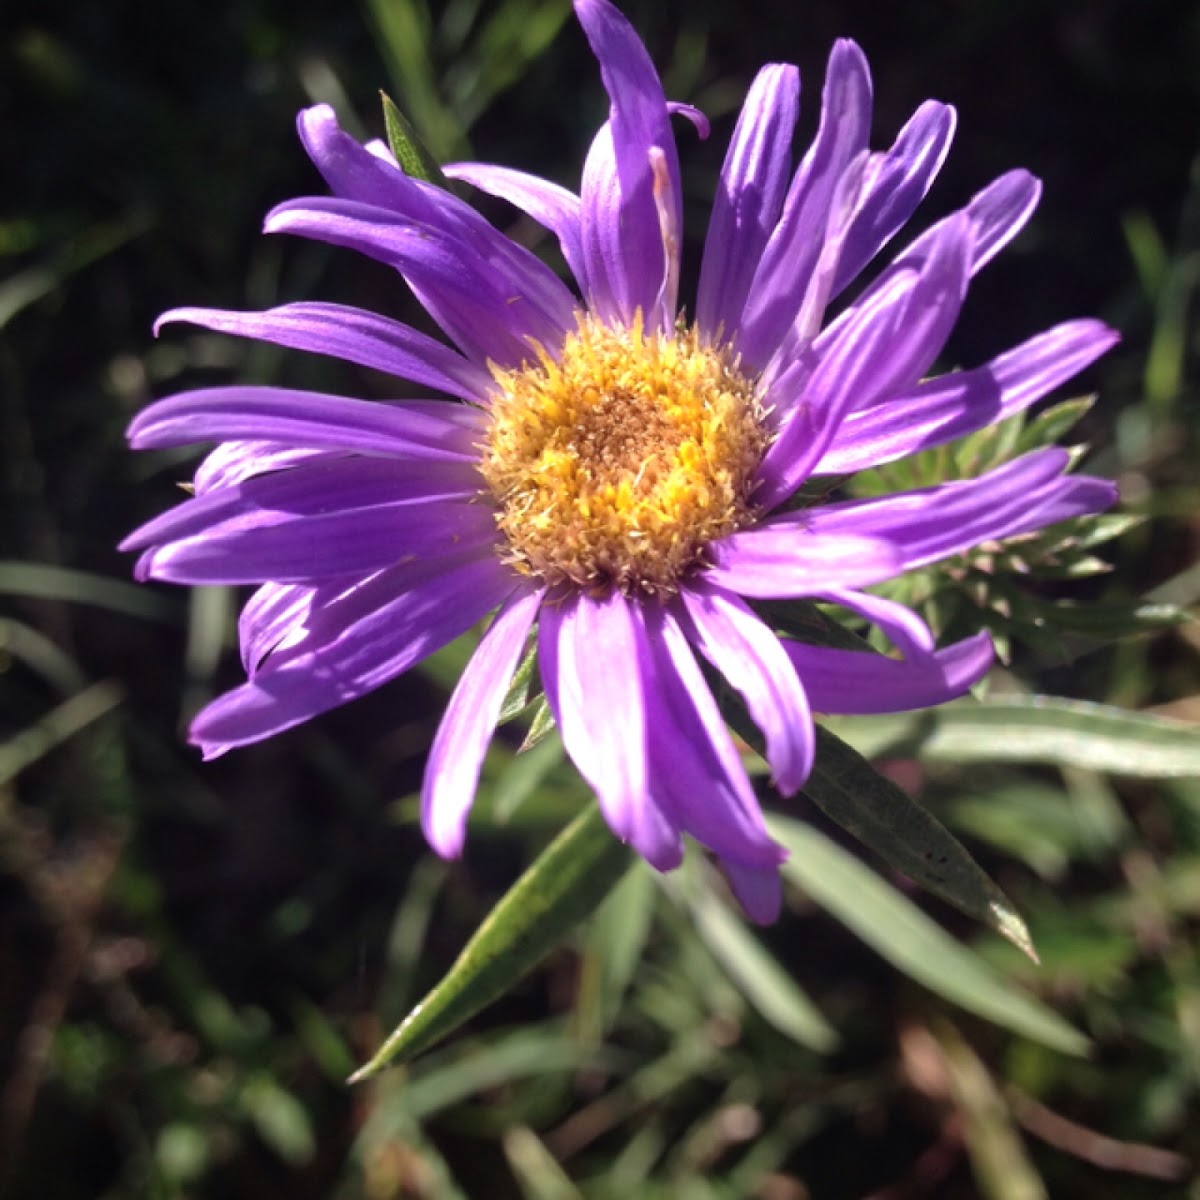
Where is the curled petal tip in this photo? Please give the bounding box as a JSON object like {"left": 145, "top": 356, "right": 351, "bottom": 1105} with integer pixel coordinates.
{"left": 297, "top": 103, "right": 335, "bottom": 135}
{"left": 262, "top": 204, "right": 291, "bottom": 235}
{"left": 722, "top": 859, "right": 784, "bottom": 925}
{"left": 152, "top": 306, "right": 196, "bottom": 337}
{"left": 423, "top": 821, "right": 466, "bottom": 861}
{"left": 131, "top": 550, "right": 157, "bottom": 581}
{"left": 189, "top": 725, "right": 231, "bottom": 762}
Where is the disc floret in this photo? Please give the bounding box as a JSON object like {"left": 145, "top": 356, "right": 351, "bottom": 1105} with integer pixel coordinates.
{"left": 480, "top": 316, "right": 769, "bottom": 595}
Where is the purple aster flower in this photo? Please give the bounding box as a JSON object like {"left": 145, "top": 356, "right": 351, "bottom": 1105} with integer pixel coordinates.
{"left": 123, "top": 0, "right": 1118, "bottom": 923}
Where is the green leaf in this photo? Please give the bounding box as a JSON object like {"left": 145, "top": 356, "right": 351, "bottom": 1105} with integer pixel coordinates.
{"left": 349, "top": 803, "right": 632, "bottom": 1080}
{"left": 804, "top": 726, "right": 1037, "bottom": 959}
{"left": 574, "top": 863, "right": 656, "bottom": 1040}
{"left": 769, "top": 818, "right": 1090, "bottom": 1055}
{"left": 0, "top": 681, "right": 124, "bottom": 786}
{"left": 489, "top": 734, "right": 566, "bottom": 824}
{"left": 1043, "top": 600, "right": 1188, "bottom": 639}
{"left": 672, "top": 861, "right": 839, "bottom": 1052}
{"left": 828, "top": 695, "right": 1200, "bottom": 777}
{"left": 954, "top": 410, "right": 1024, "bottom": 476}
{"left": 1015, "top": 395, "right": 1094, "bottom": 452}
{"left": 380, "top": 91, "right": 450, "bottom": 188}
{"left": 929, "top": 1024, "right": 1051, "bottom": 1200}
{"left": 240, "top": 1074, "right": 316, "bottom": 1164}
{"left": 519, "top": 695, "right": 557, "bottom": 752}
{"left": 1062, "top": 512, "right": 1145, "bottom": 550}
{"left": 0, "top": 560, "right": 176, "bottom": 623}
{"left": 398, "top": 1027, "right": 615, "bottom": 1122}
{"left": 504, "top": 1126, "right": 587, "bottom": 1200}
{"left": 365, "top": 0, "right": 465, "bottom": 162}
{"left": 498, "top": 641, "right": 539, "bottom": 725}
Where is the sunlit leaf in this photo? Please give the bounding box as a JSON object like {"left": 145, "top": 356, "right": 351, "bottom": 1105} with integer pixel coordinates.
{"left": 504, "top": 1125, "right": 587, "bottom": 1200}
{"left": 240, "top": 1074, "right": 315, "bottom": 1164}
{"left": 380, "top": 90, "right": 450, "bottom": 187}
{"left": 1015, "top": 395, "right": 1094, "bottom": 453}
{"left": 575, "top": 863, "right": 656, "bottom": 1040}
{"left": 498, "top": 641, "right": 540, "bottom": 724}
{"left": 770, "top": 818, "right": 1090, "bottom": 1055}
{"left": 673, "top": 862, "right": 839, "bottom": 1052}
{"left": 804, "top": 726, "right": 1037, "bottom": 958}
{"left": 829, "top": 695, "right": 1200, "bottom": 777}
{"left": 398, "top": 1027, "right": 614, "bottom": 1121}
{"left": 1045, "top": 601, "right": 1187, "bottom": 639}
{"left": 519, "top": 696, "right": 557, "bottom": 752}
{"left": 349, "top": 803, "right": 632, "bottom": 1079}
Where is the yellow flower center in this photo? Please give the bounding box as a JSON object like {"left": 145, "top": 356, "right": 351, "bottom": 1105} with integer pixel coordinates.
{"left": 479, "top": 315, "right": 768, "bottom": 596}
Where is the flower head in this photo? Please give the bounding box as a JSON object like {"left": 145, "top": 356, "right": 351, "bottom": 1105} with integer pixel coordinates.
{"left": 124, "top": 0, "right": 1117, "bottom": 922}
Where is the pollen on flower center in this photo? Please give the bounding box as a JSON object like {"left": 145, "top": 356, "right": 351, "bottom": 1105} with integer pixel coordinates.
{"left": 479, "top": 315, "right": 769, "bottom": 596}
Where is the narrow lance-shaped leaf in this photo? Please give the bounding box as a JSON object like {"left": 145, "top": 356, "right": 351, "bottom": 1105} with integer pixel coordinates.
{"left": 381, "top": 91, "right": 451, "bottom": 189}
{"left": 671, "top": 860, "right": 839, "bottom": 1052}
{"left": 1014, "top": 394, "right": 1095, "bottom": 453}
{"left": 827, "top": 694, "right": 1200, "bottom": 777}
{"left": 770, "top": 817, "right": 1090, "bottom": 1055}
{"left": 349, "top": 802, "right": 632, "bottom": 1080}
{"left": 497, "top": 640, "right": 540, "bottom": 725}
{"left": 1036, "top": 600, "right": 1187, "bottom": 639}
{"left": 805, "top": 725, "right": 1038, "bottom": 960}
{"left": 519, "top": 695, "right": 557, "bottom": 753}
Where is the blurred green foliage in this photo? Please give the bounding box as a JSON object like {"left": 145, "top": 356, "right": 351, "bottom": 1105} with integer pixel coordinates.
{"left": 2, "top": 0, "right": 1200, "bottom": 1197}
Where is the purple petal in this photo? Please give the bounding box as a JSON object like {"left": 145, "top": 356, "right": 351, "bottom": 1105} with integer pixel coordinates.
{"left": 759, "top": 152, "right": 870, "bottom": 382}
{"left": 721, "top": 861, "right": 783, "bottom": 925}
{"left": 193, "top": 443, "right": 342, "bottom": 495}
{"left": 801, "top": 448, "right": 1116, "bottom": 572}
{"left": 756, "top": 217, "right": 973, "bottom": 510}
{"left": 754, "top": 270, "right": 924, "bottom": 510}
{"left": 816, "top": 319, "right": 1120, "bottom": 474}
{"left": 539, "top": 590, "right": 681, "bottom": 867}
{"left": 816, "top": 587, "right": 935, "bottom": 660}
{"left": 786, "top": 630, "right": 994, "bottom": 714}
{"left": 830, "top": 101, "right": 957, "bottom": 295}
{"left": 442, "top": 162, "right": 587, "bottom": 289}
{"left": 642, "top": 605, "right": 785, "bottom": 870}
{"left": 704, "top": 530, "right": 901, "bottom": 598}
{"left": 823, "top": 210, "right": 976, "bottom": 405}
{"left": 156, "top": 303, "right": 492, "bottom": 402}
{"left": 677, "top": 581, "right": 813, "bottom": 793}
{"left": 298, "top": 104, "right": 427, "bottom": 211}
{"left": 421, "top": 585, "right": 545, "bottom": 858}
{"left": 575, "top": 0, "right": 680, "bottom": 330}
{"left": 124, "top": 460, "right": 496, "bottom": 584}
{"left": 696, "top": 63, "right": 800, "bottom": 339}
{"left": 1015, "top": 475, "right": 1119, "bottom": 530}
{"left": 125, "top": 456, "right": 477, "bottom": 550}
{"left": 191, "top": 554, "right": 516, "bottom": 754}
{"left": 127, "top": 387, "right": 484, "bottom": 461}
{"left": 736, "top": 40, "right": 874, "bottom": 368}
{"left": 898, "top": 169, "right": 1042, "bottom": 279}
{"left": 135, "top": 502, "right": 495, "bottom": 586}
{"left": 266, "top": 197, "right": 572, "bottom": 368}
{"left": 667, "top": 100, "right": 710, "bottom": 138}
{"left": 239, "top": 582, "right": 318, "bottom": 674}
{"left": 298, "top": 104, "right": 578, "bottom": 325}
